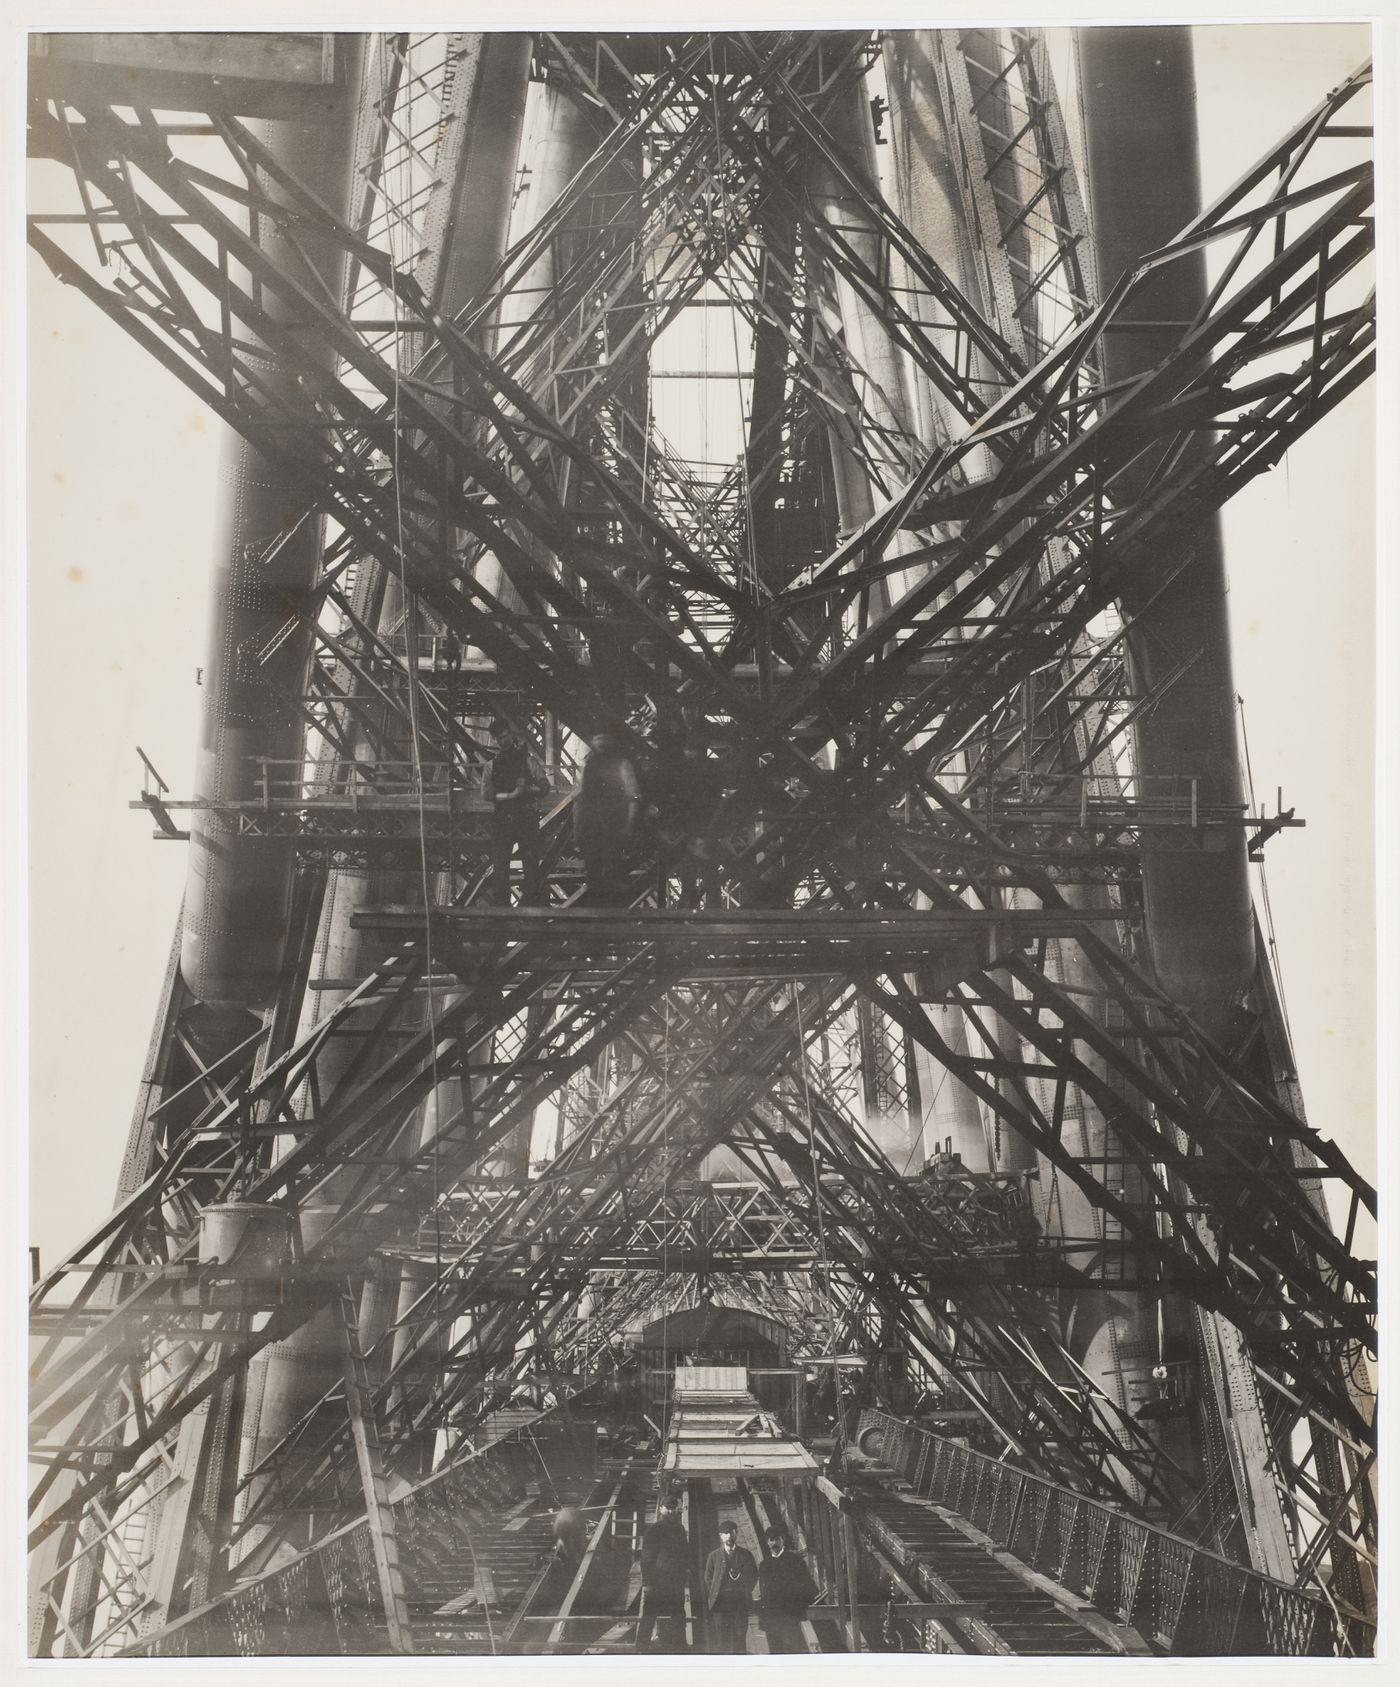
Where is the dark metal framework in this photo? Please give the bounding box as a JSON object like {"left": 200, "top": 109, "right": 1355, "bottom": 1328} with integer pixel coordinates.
{"left": 852, "top": 1409, "right": 1362, "bottom": 1655}
{"left": 28, "top": 29, "right": 1374, "bottom": 1658}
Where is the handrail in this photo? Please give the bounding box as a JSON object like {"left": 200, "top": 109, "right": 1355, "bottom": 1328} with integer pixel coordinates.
{"left": 855, "top": 1409, "right": 1371, "bottom": 1657}
{"left": 117, "top": 1399, "right": 584, "bottom": 1657}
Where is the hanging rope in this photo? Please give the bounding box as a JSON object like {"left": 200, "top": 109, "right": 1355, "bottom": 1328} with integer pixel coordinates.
{"left": 656, "top": 994, "right": 673, "bottom": 1478}
{"left": 376, "top": 37, "right": 472, "bottom": 1642}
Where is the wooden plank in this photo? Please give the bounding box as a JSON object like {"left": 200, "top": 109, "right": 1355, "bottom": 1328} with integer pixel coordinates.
{"left": 843, "top": 1513, "right": 863, "bottom": 1652}
{"left": 674, "top": 1366, "right": 748, "bottom": 1393}
{"left": 29, "top": 32, "right": 341, "bottom": 118}
{"left": 497, "top": 1557, "right": 558, "bottom": 1648}
{"left": 816, "top": 1475, "right": 848, "bottom": 1510}
{"left": 436, "top": 1567, "right": 497, "bottom": 1616}
{"left": 32, "top": 31, "right": 333, "bottom": 83}
{"left": 541, "top": 1480, "right": 625, "bottom": 1653}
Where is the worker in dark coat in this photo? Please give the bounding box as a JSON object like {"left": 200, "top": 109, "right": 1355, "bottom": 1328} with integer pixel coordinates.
{"left": 574, "top": 733, "right": 640, "bottom": 905}
{"left": 488, "top": 720, "right": 545, "bottom": 905}
{"left": 757, "top": 1529, "right": 816, "bottom": 1653}
{"left": 703, "top": 1519, "right": 758, "bottom": 1653}
{"left": 636, "top": 1491, "right": 690, "bottom": 1651}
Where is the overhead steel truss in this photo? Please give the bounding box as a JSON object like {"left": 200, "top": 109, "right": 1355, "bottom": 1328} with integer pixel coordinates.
{"left": 28, "top": 29, "right": 1375, "bottom": 1658}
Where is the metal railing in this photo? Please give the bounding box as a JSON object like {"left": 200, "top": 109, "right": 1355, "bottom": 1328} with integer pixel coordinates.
{"left": 856, "top": 1410, "right": 1365, "bottom": 1657}
{"left": 120, "top": 1404, "right": 587, "bottom": 1657}
{"left": 245, "top": 759, "right": 574, "bottom": 804}
{"left": 967, "top": 771, "right": 1247, "bottom": 831}
{"left": 134, "top": 755, "right": 578, "bottom": 813}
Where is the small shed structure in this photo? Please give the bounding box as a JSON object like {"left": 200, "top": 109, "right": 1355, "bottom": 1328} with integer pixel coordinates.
{"left": 660, "top": 1366, "right": 818, "bottom": 1479}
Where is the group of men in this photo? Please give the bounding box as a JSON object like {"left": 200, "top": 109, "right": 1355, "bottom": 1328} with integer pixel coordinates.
{"left": 486, "top": 720, "right": 724, "bottom": 908}
{"left": 638, "top": 1492, "right": 817, "bottom": 1654}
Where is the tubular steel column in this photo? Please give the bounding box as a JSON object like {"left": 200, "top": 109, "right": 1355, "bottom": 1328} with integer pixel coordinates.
{"left": 1076, "top": 27, "right": 1254, "bottom": 1029}
{"left": 233, "top": 32, "right": 538, "bottom": 1541}
{"left": 806, "top": 71, "right": 921, "bottom": 571}
{"left": 1076, "top": 27, "right": 1293, "bottom": 1570}
{"left": 882, "top": 26, "right": 1192, "bottom": 1469}
{"left": 180, "top": 37, "right": 366, "bottom": 1009}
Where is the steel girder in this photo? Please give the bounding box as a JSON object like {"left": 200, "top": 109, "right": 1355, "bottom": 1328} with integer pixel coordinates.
{"left": 403, "top": 1169, "right": 1034, "bottom": 1271}
{"left": 27, "top": 59, "right": 1376, "bottom": 843}
{"left": 28, "top": 29, "right": 1376, "bottom": 1653}
{"left": 214, "top": 970, "right": 1182, "bottom": 1544}
{"left": 30, "top": 16, "right": 1369, "bottom": 1369}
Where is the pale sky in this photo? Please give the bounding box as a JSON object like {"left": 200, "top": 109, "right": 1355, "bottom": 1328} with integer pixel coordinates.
{"left": 21, "top": 18, "right": 1377, "bottom": 1273}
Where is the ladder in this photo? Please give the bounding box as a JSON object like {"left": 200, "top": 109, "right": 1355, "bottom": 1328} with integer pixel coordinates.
{"left": 337, "top": 1281, "right": 415, "bottom": 1653}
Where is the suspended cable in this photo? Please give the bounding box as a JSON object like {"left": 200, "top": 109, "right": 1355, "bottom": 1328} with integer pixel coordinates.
{"left": 378, "top": 35, "right": 456, "bottom": 1567}
{"left": 657, "top": 994, "right": 672, "bottom": 1478}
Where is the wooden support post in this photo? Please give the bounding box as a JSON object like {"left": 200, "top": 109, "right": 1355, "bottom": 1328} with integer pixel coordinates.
{"left": 686, "top": 1477, "right": 709, "bottom": 1653}
{"left": 842, "top": 1512, "right": 863, "bottom": 1652}
{"left": 337, "top": 1283, "right": 414, "bottom": 1654}
{"left": 818, "top": 1475, "right": 862, "bottom": 1653}
{"left": 787, "top": 1476, "right": 812, "bottom": 1554}
{"left": 828, "top": 1493, "right": 851, "bottom": 1649}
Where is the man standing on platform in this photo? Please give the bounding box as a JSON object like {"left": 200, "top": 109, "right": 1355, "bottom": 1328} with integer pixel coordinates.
{"left": 704, "top": 1518, "right": 758, "bottom": 1653}
{"left": 488, "top": 719, "right": 545, "bottom": 905}
{"left": 758, "top": 1528, "right": 816, "bottom": 1653}
{"left": 637, "top": 1491, "right": 690, "bottom": 1651}
{"left": 575, "top": 732, "right": 640, "bottom": 905}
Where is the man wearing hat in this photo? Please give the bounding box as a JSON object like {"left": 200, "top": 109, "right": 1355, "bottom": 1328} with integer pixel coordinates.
{"left": 703, "top": 1518, "right": 758, "bottom": 1653}
{"left": 636, "top": 1491, "right": 690, "bottom": 1651}
{"left": 488, "top": 719, "right": 545, "bottom": 905}
{"left": 757, "top": 1529, "right": 816, "bottom": 1653}
{"left": 574, "top": 732, "right": 641, "bottom": 904}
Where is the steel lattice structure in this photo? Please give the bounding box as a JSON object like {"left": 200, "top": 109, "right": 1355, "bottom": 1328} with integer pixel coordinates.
{"left": 27, "top": 28, "right": 1375, "bottom": 1658}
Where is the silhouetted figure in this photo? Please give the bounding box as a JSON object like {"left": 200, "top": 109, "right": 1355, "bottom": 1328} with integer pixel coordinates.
{"left": 704, "top": 1519, "right": 757, "bottom": 1653}
{"left": 674, "top": 741, "right": 724, "bottom": 907}
{"left": 575, "top": 733, "right": 640, "bottom": 904}
{"left": 637, "top": 1492, "right": 689, "bottom": 1651}
{"left": 488, "top": 721, "right": 545, "bottom": 905}
{"left": 757, "top": 1531, "right": 815, "bottom": 1653}
{"left": 552, "top": 1494, "right": 587, "bottom": 1565}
